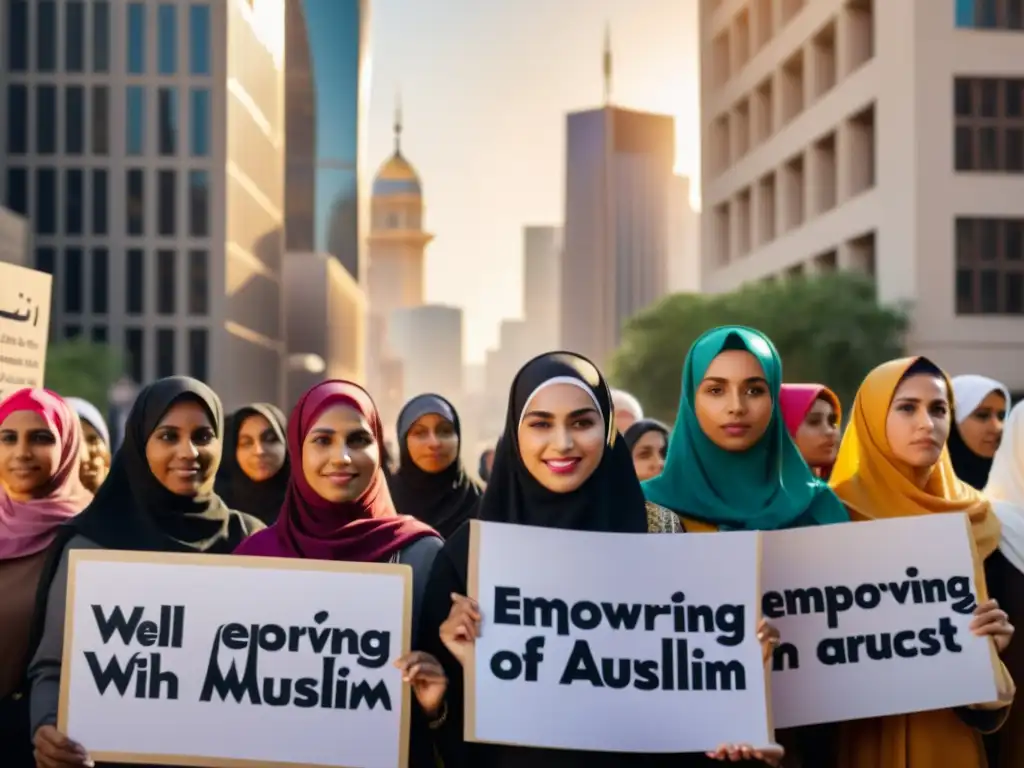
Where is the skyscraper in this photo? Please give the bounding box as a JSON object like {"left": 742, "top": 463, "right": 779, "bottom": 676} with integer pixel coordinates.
{"left": 522, "top": 225, "right": 562, "bottom": 351}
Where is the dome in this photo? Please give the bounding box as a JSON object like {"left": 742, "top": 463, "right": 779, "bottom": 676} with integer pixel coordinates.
{"left": 372, "top": 151, "right": 422, "bottom": 197}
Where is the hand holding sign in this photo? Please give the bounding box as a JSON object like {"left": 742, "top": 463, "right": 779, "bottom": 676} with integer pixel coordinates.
{"left": 706, "top": 743, "right": 785, "bottom": 766}
{"left": 970, "top": 599, "right": 1013, "bottom": 653}
{"left": 440, "top": 593, "right": 482, "bottom": 667}
{"left": 395, "top": 651, "right": 448, "bottom": 719}
{"left": 756, "top": 619, "right": 781, "bottom": 666}
{"left": 33, "top": 725, "right": 93, "bottom": 768}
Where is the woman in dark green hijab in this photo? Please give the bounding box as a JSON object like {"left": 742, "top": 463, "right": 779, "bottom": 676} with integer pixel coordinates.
{"left": 643, "top": 325, "right": 848, "bottom": 531}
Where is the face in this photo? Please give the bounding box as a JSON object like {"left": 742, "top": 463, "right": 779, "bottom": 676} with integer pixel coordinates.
{"left": 144, "top": 400, "right": 219, "bottom": 496}
{"left": 793, "top": 397, "right": 840, "bottom": 468}
{"left": 235, "top": 413, "right": 286, "bottom": 482}
{"left": 302, "top": 404, "right": 378, "bottom": 503}
{"left": 631, "top": 429, "right": 667, "bottom": 481}
{"left": 614, "top": 407, "right": 638, "bottom": 432}
{"left": 885, "top": 374, "right": 951, "bottom": 469}
{"left": 78, "top": 420, "right": 111, "bottom": 492}
{"left": 406, "top": 413, "right": 459, "bottom": 473}
{"left": 694, "top": 350, "right": 773, "bottom": 452}
{"left": 957, "top": 390, "right": 1007, "bottom": 459}
{"left": 0, "top": 410, "right": 60, "bottom": 500}
{"left": 517, "top": 382, "right": 606, "bottom": 493}
{"left": 485, "top": 449, "right": 495, "bottom": 474}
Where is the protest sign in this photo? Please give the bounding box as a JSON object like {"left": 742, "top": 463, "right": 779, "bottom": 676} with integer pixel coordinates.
{"left": 465, "top": 520, "right": 770, "bottom": 753}
{"left": 58, "top": 550, "right": 412, "bottom": 768}
{"left": 763, "top": 514, "right": 1002, "bottom": 728}
{"left": 0, "top": 262, "right": 51, "bottom": 398}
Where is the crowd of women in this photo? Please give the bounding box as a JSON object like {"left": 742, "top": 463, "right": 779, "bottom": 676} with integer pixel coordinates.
{"left": 1, "top": 323, "right": 1023, "bottom": 768}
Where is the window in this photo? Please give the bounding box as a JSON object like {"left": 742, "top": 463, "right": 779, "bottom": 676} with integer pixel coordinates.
{"left": 37, "top": 86, "right": 58, "bottom": 155}
{"left": 35, "top": 248, "right": 56, "bottom": 275}
{"left": 953, "top": 77, "right": 1024, "bottom": 172}
{"left": 125, "top": 328, "right": 144, "bottom": 382}
{"left": 35, "top": 169, "right": 58, "bottom": 235}
{"left": 956, "top": 0, "right": 1024, "bottom": 29}
{"left": 93, "top": 1, "right": 110, "bottom": 72}
{"left": 127, "top": 169, "right": 145, "bottom": 236}
{"left": 37, "top": 1, "right": 57, "bottom": 71}
{"left": 158, "top": 4, "right": 177, "bottom": 74}
{"left": 66, "top": 1, "right": 86, "bottom": 72}
{"left": 955, "top": 217, "right": 1024, "bottom": 314}
{"left": 156, "top": 329, "right": 176, "bottom": 378}
{"left": 126, "top": 249, "right": 145, "bottom": 314}
{"left": 91, "top": 326, "right": 108, "bottom": 344}
{"left": 189, "top": 5, "right": 212, "bottom": 75}
{"left": 64, "top": 326, "right": 82, "bottom": 340}
{"left": 158, "top": 88, "right": 179, "bottom": 155}
{"left": 65, "top": 86, "right": 86, "bottom": 155}
{"left": 1008, "top": 127, "right": 1024, "bottom": 170}
{"left": 7, "top": 85, "right": 28, "bottom": 153}
{"left": 91, "top": 249, "right": 109, "bottom": 314}
{"left": 7, "top": 0, "right": 28, "bottom": 71}
{"left": 158, "top": 171, "right": 177, "bottom": 236}
{"left": 65, "top": 169, "right": 84, "bottom": 235}
{"left": 5, "top": 168, "right": 28, "bottom": 215}
{"left": 128, "top": 3, "right": 146, "bottom": 74}
{"left": 157, "top": 250, "right": 177, "bottom": 314}
{"left": 188, "top": 329, "right": 208, "bottom": 381}
{"left": 91, "top": 170, "right": 108, "bottom": 235}
{"left": 126, "top": 87, "right": 146, "bottom": 155}
{"left": 188, "top": 171, "right": 209, "bottom": 236}
{"left": 64, "top": 249, "right": 84, "bottom": 314}
{"left": 92, "top": 86, "right": 110, "bottom": 155}
{"left": 188, "top": 250, "right": 209, "bottom": 315}
{"left": 190, "top": 88, "right": 211, "bottom": 156}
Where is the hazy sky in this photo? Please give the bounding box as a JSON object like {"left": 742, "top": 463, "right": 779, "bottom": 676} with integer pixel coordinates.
{"left": 366, "top": 0, "right": 699, "bottom": 364}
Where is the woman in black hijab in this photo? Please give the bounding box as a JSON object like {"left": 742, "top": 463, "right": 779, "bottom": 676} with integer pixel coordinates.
{"left": 623, "top": 418, "right": 670, "bottom": 481}
{"left": 390, "top": 394, "right": 482, "bottom": 538}
{"left": 28, "top": 377, "right": 263, "bottom": 768}
{"left": 413, "top": 352, "right": 779, "bottom": 767}
{"left": 214, "top": 403, "right": 289, "bottom": 525}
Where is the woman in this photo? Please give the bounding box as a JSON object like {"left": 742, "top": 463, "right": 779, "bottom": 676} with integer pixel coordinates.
{"left": 778, "top": 384, "right": 841, "bottom": 478}
{"left": 623, "top": 418, "right": 670, "bottom": 481}
{"left": 417, "top": 351, "right": 782, "bottom": 767}
{"left": 28, "top": 376, "right": 264, "bottom": 768}
{"left": 214, "top": 403, "right": 289, "bottom": 525}
{"left": 829, "top": 357, "right": 1015, "bottom": 768}
{"left": 0, "top": 389, "right": 92, "bottom": 767}
{"left": 389, "top": 394, "right": 482, "bottom": 539}
{"left": 66, "top": 397, "right": 112, "bottom": 492}
{"left": 478, "top": 445, "right": 495, "bottom": 484}
{"left": 950, "top": 375, "right": 1011, "bottom": 490}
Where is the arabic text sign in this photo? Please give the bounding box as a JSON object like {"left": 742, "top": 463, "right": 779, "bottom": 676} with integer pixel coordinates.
{"left": 466, "top": 520, "right": 770, "bottom": 753}
{"left": 59, "top": 550, "right": 413, "bottom": 768}
{"left": 763, "top": 514, "right": 1001, "bottom": 728}
{"left": 0, "top": 262, "right": 51, "bottom": 398}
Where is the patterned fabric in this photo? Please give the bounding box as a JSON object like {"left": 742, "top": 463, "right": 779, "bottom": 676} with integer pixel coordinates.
{"left": 645, "top": 501, "right": 683, "bottom": 533}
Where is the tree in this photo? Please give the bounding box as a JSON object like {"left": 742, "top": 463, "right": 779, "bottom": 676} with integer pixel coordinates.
{"left": 43, "top": 339, "right": 125, "bottom": 408}
{"left": 609, "top": 273, "right": 911, "bottom": 423}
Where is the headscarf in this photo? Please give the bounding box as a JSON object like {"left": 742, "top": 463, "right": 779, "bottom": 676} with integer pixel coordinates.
{"left": 0, "top": 389, "right": 93, "bottom": 559}
{"left": 65, "top": 397, "right": 111, "bottom": 448}
{"left": 779, "top": 383, "right": 842, "bottom": 477}
{"left": 236, "top": 380, "right": 438, "bottom": 562}
{"left": 66, "top": 376, "right": 260, "bottom": 552}
{"left": 477, "top": 446, "right": 495, "bottom": 483}
{"left": 643, "top": 326, "right": 847, "bottom": 530}
{"left": 984, "top": 401, "right": 1024, "bottom": 574}
{"left": 948, "top": 374, "right": 1011, "bottom": 490}
{"left": 477, "top": 351, "right": 648, "bottom": 533}
{"left": 829, "top": 357, "right": 1000, "bottom": 560}
{"left": 610, "top": 388, "right": 644, "bottom": 422}
{"left": 623, "top": 418, "right": 670, "bottom": 452}
{"left": 390, "top": 394, "right": 482, "bottom": 539}
{"left": 214, "top": 403, "right": 289, "bottom": 525}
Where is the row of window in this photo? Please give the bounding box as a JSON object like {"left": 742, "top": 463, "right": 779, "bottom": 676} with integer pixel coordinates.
{"left": 5, "top": 167, "right": 210, "bottom": 239}
{"left": 954, "top": 78, "right": 1024, "bottom": 173}
{"left": 6, "top": 84, "right": 211, "bottom": 159}
{"left": 58, "top": 324, "right": 207, "bottom": 384}
{"left": 5, "top": 1, "right": 211, "bottom": 76}
{"left": 956, "top": 216, "right": 1024, "bottom": 315}
{"left": 955, "top": 0, "right": 1024, "bottom": 30}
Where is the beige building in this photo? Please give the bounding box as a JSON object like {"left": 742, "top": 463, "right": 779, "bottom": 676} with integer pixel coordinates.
{"left": 699, "top": 0, "right": 1024, "bottom": 390}
{"left": 0, "top": 206, "right": 29, "bottom": 266}
{"left": 523, "top": 225, "right": 563, "bottom": 352}
{"left": 668, "top": 175, "right": 701, "bottom": 293}
{"left": 389, "top": 303, "right": 464, "bottom": 418}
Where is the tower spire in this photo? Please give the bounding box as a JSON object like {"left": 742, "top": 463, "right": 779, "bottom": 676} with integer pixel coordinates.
{"left": 394, "top": 88, "right": 403, "bottom": 154}
{"left": 603, "top": 22, "right": 613, "bottom": 106}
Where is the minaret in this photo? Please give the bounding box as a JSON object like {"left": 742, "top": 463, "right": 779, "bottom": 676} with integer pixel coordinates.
{"left": 603, "top": 22, "right": 613, "bottom": 106}
{"left": 394, "top": 89, "right": 403, "bottom": 153}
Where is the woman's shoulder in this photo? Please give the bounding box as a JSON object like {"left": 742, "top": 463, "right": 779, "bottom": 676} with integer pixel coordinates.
{"left": 645, "top": 501, "right": 683, "bottom": 533}
{"left": 231, "top": 526, "right": 278, "bottom": 556}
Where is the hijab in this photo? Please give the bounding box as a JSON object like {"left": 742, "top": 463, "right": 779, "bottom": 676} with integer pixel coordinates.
{"left": 829, "top": 357, "right": 1000, "bottom": 560}
{"left": 0, "top": 389, "right": 93, "bottom": 559}
{"left": 948, "top": 374, "right": 1011, "bottom": 490}
{"left": 984, "top": 400, "right": 1024, "bottom": 574}
{"left": 390, "top": 394, "right": 482, "bottom": 539}
{"left": 477, "top": 446, "right": 495, "bottom": 483}
{"left": 477, "top": 351, "right": 648, "bottom": 533}
{"left": 643, "top": 326, "right": 848, "bottom": 531}
{"left": 214, "top": 403, "right": 289, "bottom": 525}
{"left": 779, "top": 383, "right": 842, "bottom": 477}
{"left": 66, "top": 376, "right": 260, "bottom": 552}
{"left": 623, "top": 419, "right": 670, "bottom": 452}
{"left": 235, "top": 380, "right": 438, "bottom": 562}
{"left": 65, "top": 396, "right": 110, "bottom": 448}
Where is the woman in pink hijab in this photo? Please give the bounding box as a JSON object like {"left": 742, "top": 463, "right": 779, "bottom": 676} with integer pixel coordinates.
{"left": 779, "top": 384, "right": 842, "bottom": 479}
{"left": 0, "top": 389, "right": 92, "bottom": 766}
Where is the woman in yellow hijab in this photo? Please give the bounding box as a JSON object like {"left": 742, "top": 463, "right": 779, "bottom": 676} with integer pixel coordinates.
{"left": 829, "top": 356, "right": 1015, "bottom": 767}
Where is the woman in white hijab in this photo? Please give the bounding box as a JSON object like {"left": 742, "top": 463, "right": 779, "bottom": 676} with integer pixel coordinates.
{"left": 950, "top": 375, "right": 1010, "bottom": 490}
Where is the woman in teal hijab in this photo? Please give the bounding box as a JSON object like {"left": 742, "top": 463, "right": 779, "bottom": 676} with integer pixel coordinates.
{"left": 643, "top": 325, "right": 848, "bottom": 531}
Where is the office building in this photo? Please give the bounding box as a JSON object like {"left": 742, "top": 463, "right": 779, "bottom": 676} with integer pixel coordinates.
{"left": 667, "top": 174, "right": 701, "bottom": 293}
{"left": 0, "top": 0, "right": 287, "bottom": 407}
{"left": 522, "top": 225, "right": 562, "bottom": 351}
{"left": 699, "top": 0, "right": 1024, "bottom": 389}
{"left": 0, "top": 205, "right": 28, "bottom": 266}
{"left": 389, "top": 303, "right": 463, "bottom": 406}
